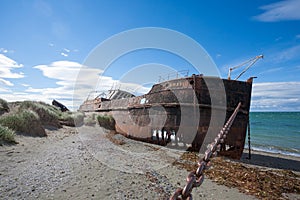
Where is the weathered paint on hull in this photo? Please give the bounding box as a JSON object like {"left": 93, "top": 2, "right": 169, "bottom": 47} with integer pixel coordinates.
{"left": 80, "top": 75, "right": 253, "bottom": 159}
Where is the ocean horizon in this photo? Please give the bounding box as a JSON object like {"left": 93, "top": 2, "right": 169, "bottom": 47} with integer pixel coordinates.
{"left": 246, "top": 112, "right": 300, "bottom": 157}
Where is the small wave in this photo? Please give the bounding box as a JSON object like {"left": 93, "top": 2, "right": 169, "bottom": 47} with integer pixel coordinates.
{"left": 250, "top": 146, "right": 300, "bottom": 158}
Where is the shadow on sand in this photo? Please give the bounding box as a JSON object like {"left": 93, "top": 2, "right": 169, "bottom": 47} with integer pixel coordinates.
{"left": 240, "top": 152, "right": 300, "bottom": 172}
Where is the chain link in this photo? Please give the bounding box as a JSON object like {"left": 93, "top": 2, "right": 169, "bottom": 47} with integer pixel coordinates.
{"left": 170, "top": 102, "right": 242, "bottom": 200}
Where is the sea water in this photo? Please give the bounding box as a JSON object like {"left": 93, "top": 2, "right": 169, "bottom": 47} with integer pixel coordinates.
{"left": 246, "top": 112, "right": 300, "bottom": 157}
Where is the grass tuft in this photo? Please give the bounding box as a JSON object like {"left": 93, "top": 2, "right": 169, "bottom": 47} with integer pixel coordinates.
{"left": 0, "top": 100, "right": 84, "bottom": 137}
{"left": 0, "top": 125, "right": 16, "bottom": 144}
{"left": 58, "top": 111, "right": 84, "bottom": 127}
{"left": 19, "top": 101, "right": 61, "bottom": 128}
{"left": 0, "top": 110, "right": 46, "bottom": 137}
{"left": 97, "top": 115, "right": 115, "bottom": 130}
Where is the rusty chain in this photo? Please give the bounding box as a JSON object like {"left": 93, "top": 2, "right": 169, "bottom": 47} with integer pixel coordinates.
{"left": 170, "top": 102, "right": 242, "bottom": 200}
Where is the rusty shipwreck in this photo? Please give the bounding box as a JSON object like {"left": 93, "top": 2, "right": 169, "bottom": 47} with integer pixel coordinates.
{"left": 79, "top": 56, "right": 262, "bottom": 159}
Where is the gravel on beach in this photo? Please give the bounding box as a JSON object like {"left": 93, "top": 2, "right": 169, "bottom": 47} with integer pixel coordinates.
{"left": 0, "top": 125, "right": 298, "bottom": 199}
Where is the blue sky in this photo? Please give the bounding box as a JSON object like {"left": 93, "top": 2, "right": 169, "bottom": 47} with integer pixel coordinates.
{"left": 0, "top": 0, "right": 300, "bottom": 111}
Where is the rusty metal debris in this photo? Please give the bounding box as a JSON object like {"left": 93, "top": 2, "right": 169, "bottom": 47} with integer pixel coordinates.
{"left": 52, "top": 99, "right": 69, "bottom": 112}
{"left": 170, "top": 102, "right": 241, "bottom": 200}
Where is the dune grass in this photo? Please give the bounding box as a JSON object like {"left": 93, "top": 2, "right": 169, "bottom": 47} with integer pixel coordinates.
{"left": 97, "top": 115, "right": 115, "bottom": 130}
{"left": 0, "top": 125, "right": 16, "bottom": 144}
{"left": 58, "top": 111, "right": 84, "bottom": 127}
{"left": 19, "top": 101, "right": 61, "bottom": 128}
{"left": 0, "top": 99, "right": 85, "bottom": 138}
{"left": 0, "top": 110, "right": 46, "bottom": 137}
{"left": 19, "top": 101, "right": 85, "bottom": 127}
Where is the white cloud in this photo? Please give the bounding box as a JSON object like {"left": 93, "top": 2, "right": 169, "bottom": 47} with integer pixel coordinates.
{"left": 276, "top": 45, "right": 300, "bottom": 61}
{"left": 21, "top": 83, "right": 30, "bottom": 87}
{"left": 0, "top": 48, "right": 14, "bottom": 54}
{"left": 60, "top": 48, "right": 77, "bottom": 57}
{"left": 34, "top": 60, "right": 101, "bottom": 82}
{"left": 257, "top": 67, "right": 283, "bottom": 75}
{"left": 61, "top": 52, "right": 68, "bottom": 57}
{"left": 251, "top": 82, "right": 300, "bottom": 111}
{"left": 0, "top": 78, "right": 14, "bottom": 86}
{"left": 0, "top": 54, "right": 23, "bottom": 95}
{"left": 31, "top": 60, "right": 104, "bottom": 109}
{"left": 254, "top": 0, "right": 300, "bottom": 22}
{"left": 30, "top": 60, "right": 152, "bottom": 110}
{"left": 0, "top": 92, "right": 75, "bottom": 110}
{"left": 0, "top": 54, "right": 24, "bottom": 79}
{"left": 63, "top": 48, "right": 70, "bottom": 52}
{"left": 0, "top": 88, "right": 11, "bottom": 93}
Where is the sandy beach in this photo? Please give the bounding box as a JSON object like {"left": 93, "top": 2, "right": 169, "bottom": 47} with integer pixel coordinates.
{"left": 0, "top": 125, "right": 299, "bottom": 200}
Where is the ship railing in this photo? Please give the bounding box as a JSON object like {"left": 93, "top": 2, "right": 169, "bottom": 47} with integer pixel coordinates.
{"left": 158, "top": 70, "right": 189, "bottom": 83}
{"left": 108, "top": 82, "right": 136, "bottom": 96}
{"left": 86, "top": 90, "right": 107, "bottom": 100}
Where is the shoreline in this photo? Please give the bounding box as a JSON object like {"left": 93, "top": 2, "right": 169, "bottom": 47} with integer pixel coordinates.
{"left": 240, "top": 149, "right": 300, "bottom": 172}
{"left": 244, "top": 145, "right": 300, "bottom": 158}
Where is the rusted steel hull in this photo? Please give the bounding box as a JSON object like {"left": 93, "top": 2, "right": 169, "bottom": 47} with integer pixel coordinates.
{"left": 79, "top": 75, "right": 253, "bottom": 159}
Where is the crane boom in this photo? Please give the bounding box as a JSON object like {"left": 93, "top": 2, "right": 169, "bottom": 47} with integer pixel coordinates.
{"left": 228, "top": 55, "right": 263, "bottom": 80}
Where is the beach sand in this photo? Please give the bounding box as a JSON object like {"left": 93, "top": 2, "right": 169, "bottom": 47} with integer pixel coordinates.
{"left": 0, "top": 126, "right": 299, "bottom": 199}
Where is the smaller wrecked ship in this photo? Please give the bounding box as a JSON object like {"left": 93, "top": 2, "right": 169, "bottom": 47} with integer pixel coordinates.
{"left": 79, "top": 55, "right": 263, "bottom": 159}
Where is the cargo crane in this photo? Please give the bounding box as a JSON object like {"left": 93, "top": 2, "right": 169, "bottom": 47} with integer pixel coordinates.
{"left": 228, "top": 54, "right": 263, "bottom": 80}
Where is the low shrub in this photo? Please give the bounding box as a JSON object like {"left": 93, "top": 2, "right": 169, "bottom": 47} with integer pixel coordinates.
{"left": 97, "top": 115, "right": 115, "bottom": 130}
{"left": 58, "top": 111, "right": 84, "bottom": 127}
{"left": 0, "top": 125, "right": 16, "bottom": 144}
{"left": 0, "top": 110, "right": 46, "bottom": 137}
{"left": 19, "top": 101, "right": 61, "bottom": 128}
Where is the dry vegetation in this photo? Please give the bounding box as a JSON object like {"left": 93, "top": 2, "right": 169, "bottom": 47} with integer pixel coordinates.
{"left": 97, "top": 114, "right": 115, "bottom": 130}
{"left": 0, "top": 99, "right": 84, "bottom": 143}
{"left": 0, "top": 109, "right": 46, "bottom": 137}
{"left": 173, "top": 152, "right": 300, "bottom": 200}
{"left": 0, "top": 125, "right": 16, "bottom": 145}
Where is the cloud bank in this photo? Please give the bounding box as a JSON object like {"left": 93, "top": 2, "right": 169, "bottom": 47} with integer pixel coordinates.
{"left": 254, "top": 0, "right": 300, "bottom": 22}
{"left": 30, "top": 60, "right": 151, "bottom": 110}
{"left": 0, "top": 54, "right": 24, "bottom": 87}
{"left": 252, "top": 82, "right": 300, "bottom": 111}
